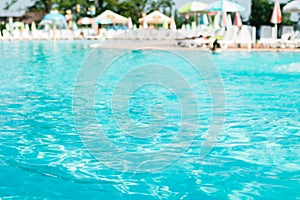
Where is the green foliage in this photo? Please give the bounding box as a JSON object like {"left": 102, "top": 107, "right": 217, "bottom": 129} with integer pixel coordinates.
{"left": 249, "top": 0, "right": 272, "bottom": 27}
{"left": 117, "top": 0, "right": 174, "bottom": 24}
{"left": 282, "top": 13, "right": 292, "bottom": 25}
{"left": 148, "top": 0, "right": 174, "bottom": 16}
{"left": 26, "top": 0, "right": 174, "bottom": 25}
{"left": 58, "top": 0, "right": 79, "bottom": 10}
{"left": 117, "top": 0, "right": 147, "bottom": 25}
{"left": 249, "top": 0, "right": 292, "bottom": 28}
{"left": 174, "top": 9, "right": 184, "bottom": 29}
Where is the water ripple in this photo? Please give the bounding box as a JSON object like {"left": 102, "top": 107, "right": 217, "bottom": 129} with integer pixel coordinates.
{"left": 0, "top": 42, "right": 299, "bottom": 198}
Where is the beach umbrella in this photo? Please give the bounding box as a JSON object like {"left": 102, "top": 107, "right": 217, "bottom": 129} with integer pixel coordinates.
{"left": 77, "top": 18, "right": 91, "bottom": 32}
{"left": 140, "top": 11, "right": 171, "bottom": 24}
{"left": 179, "top": 1, "right": 208, "bottom": 26}
{"left": 213, "top": 12, "right": 221, "bottom": 29}
{"left": 140, "top": 13, "right": 148, "bottom": 28}
{"left": 199, "top": 13, "right": 209, "bottom": 25}
{"left": 163, "top": 20, "right": 169, "bottom": 29}
{"left": 170, "top": 17, "right": 177, "bottom": 31}
{"left": 207, "top": 11, "right": 216, "bottom": 26}
{"left": 43, "top": 11, "right": 67, "bottom": 41}
{"left": 25, "top": 24, "right": 30, "bottom": 31}
{"left": 31, "top": 21, "right": 36, "bottom": 30}
{"left": 221, "top": 11, "right": 228, "bottom": 27}
{"left": 128, "top": 17, "right": 133, "bottom": 29}
{"left": 207, "top": 0, "right": 245, "bottom": 12}
{"left": 143, "top": 19, "right": 148, "bottom": 28}
{"left": 234, "top": 12, "right": 242, "bottom": 28}
{"left": 75, "top": 18, "right": 86, "bottom": 35}
{"left": 77, "top": 17, "right": 93, "bottom": 25}
{"left": 227, "top": 13, "right": 232, "bottom": 26}
{"left": 270, "top": 0, "right": 282, "bottom": 39}
{"left": 179, "top": 1, "right": 208, "bottom": 13}
{"left": 44, "top": 11, "right": 66, "bottom": 21}
{"left": 283, "top": 0, "right": 300, "bottom": 13}
{"left": 95, "top": 18, "right": 113, "bottom": 24}
{"left": 96, "top": 10, "right": 128, "bottom": 24}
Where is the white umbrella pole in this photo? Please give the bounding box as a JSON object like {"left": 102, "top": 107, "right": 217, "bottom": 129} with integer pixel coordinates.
{"left": 274, "top": 24, "right": 277, "bottom": 39}
{"left": 208, "top": 15, "right": 212, "bottom": 26}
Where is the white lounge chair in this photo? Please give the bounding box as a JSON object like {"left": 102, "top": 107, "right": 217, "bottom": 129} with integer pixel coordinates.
{"left": 39, "top": 30, "right": 50, "bottom": 40}
{"left": 12, "top": 30, "right": 22, "bottom": 40}
{"left": 258, "top": 25, "right": 278, "bottom": 48}
{"left": 215, "top": 27, "right": 226, "bottom": 39}
{"left": 22, "top": 30, "right": 32, "bottom": 40}
{"left": 291, "top": 31, "right": 300, "bottom": 48}
{"left": 281, "top": 31, "right": 300, "bottom": 48}
{"left": 61, "top": 30, "right": 74, "bottom": 40}
{"left": 1, "top": 30, "right": 13, "bottom": 41}
{"left": 280, "top": 26, "right": 295, "bottom": 48}
{"left": 31, "top": 30, "right": 41, "bottom": 40}
{"left": 219, "top": 26, "right": 239, "bottom": 49}
{"left": 235, "top": 25, "right": 253, "bottom": 49}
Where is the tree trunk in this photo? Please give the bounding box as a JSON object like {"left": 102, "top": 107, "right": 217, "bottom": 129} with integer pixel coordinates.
{"left": 43, "top": 0, "right": 52, "bottom": 13}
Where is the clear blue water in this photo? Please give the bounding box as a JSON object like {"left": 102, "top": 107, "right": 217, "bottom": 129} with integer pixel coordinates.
{"left": 0, "top": 41, "right": 299, "bottom": 199}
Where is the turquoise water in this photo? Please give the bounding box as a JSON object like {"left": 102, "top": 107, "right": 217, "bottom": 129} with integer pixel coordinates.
{"left": 0, "top": 41, "right": 299, "bottom": 199}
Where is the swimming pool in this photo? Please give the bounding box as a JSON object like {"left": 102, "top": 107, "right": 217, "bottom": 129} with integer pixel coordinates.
{"left": 0, "top": 41, "right": 299, "bottom": 199}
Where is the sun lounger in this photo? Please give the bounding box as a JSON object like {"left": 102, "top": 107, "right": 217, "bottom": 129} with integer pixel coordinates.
{"left": 294, "top": 32, "right": 300, "bottom": 48}
{"left": 235, "top": 25, "right": 253, "bottom": 49}
{"left": 197, "top": 25, "right": 214, "bottom": 37}
{"left": 38, "top": 30, "right": 50, "bottom": 40}
{"left": 219, "top": 26, "right": 239, "bottom": 49}
{"left": 1, "top": 30, "right": 13, "bottom": 41}
{"left": 215, "top": 27, "right": 226, "bottom": 38}
{"left": 279, "top": 26, "right": 295, "bottom": 48}
{"left": 33, "top": 30, "right": 40, "bottom": 40}
{"left": 12, "top": 30, "right": 22, "bottom": 40}
{"left": 258, "top": 25, "right": 278, "bottom": 48}
{"left": 280, "top": 31, "right": 300, "bottom": 48}
{"left": 61, "top": 30, "right": 74, "bottom": 40}
{"left": 22, "top": 30, "right": 32, "bottom": 40}
{"left": 281, "top": 25, "right": 294, "bottom": 36}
